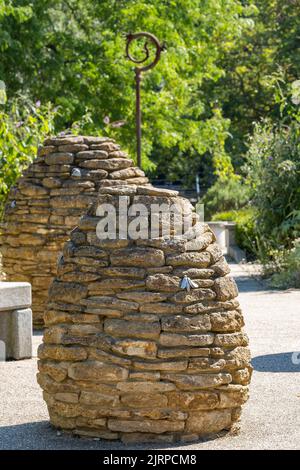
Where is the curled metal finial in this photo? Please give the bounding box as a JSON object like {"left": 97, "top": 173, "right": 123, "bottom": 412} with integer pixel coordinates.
{"left": 125, "top": 32, "right": 164, "bottom": 168}
{"left": 126, "top": 32, "right": 163, "bottom": 72}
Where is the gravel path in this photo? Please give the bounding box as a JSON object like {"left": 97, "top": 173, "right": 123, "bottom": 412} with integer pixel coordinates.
{"left": 0, "top": 263, "right": 299, "bottom": 450}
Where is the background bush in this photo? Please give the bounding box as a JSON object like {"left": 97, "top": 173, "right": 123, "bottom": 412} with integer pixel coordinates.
{"left": 201, "top": 178, "right": 251, "bottom": 220}
{"left": 269, "top": 240, "right": 300, "bottom": 289}
{"left": 0, "top": 96, "right": 57, "bottom": 217}
{"left": 244, "top": 118, "right": 300, "bottom": 255}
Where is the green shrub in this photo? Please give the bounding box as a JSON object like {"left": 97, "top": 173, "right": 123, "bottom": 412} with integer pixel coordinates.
{"left": 0, "top": 95, "right": 58, "bottom": 217}
{"left": 268, "top": 241, "right": 300, "bottom": 289}
{"left": 201, "top": 178, "right": 251, "bottom": 220}
{"left": 211, "top": 208, "right": 258, "bottom": 258}
{"left": 244, "top": 117, "right": 300, "bottom": 254}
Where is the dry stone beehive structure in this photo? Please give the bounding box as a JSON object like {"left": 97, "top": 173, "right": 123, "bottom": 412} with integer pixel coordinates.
{"left": 37, "top": 184, "right": 252, "bottom": 443}
{"left": 0, "top": 135, "right": 148, "bottom": 327}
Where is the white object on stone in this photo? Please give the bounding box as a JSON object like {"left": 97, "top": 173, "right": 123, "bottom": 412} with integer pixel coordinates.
{"left": 71, "top": 167, "right": 81, "bottom": 177}
{"left": 180, "top": 275, "right": 198, "bottom": 291}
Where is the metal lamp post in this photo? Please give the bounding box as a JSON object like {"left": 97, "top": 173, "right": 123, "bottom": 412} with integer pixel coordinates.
{"left": 125, "top": 32, "right": 163, "bottom": 169}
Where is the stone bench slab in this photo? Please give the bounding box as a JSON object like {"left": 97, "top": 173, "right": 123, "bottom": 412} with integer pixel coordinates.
{"left": 0, "top": 282, "right": 32, "bottom": 312}
{"left": 0, "top": 282, "right": 32, "bottom": 360}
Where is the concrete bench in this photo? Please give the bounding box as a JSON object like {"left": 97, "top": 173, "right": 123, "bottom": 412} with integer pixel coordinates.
{"left": 207, "top": 221, "right": 246, "bottom": 263}
{"left": 0, "top": 282, "right": 32, "bottom": 360}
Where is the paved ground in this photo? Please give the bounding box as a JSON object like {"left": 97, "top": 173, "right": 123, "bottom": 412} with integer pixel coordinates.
{"left": 0, "top": 263, "right": 299, "bottom": 450}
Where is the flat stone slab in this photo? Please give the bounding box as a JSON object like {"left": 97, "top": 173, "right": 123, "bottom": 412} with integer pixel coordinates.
{"left": 0, "top": 282, "right": 32, "bottom": 360}
{"left": 0, "top": 282, "right": 31, "bottom": 312}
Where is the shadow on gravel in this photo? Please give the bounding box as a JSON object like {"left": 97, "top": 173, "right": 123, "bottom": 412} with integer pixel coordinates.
{"left": 234, "top": 277, "right": 267, "bottom": 293}
{"left": 0, "top": 420, "right": 218, "bottom": 450}
{"left": 0, "top": 421, "right": 129, "bottom": 450}
{"left": 252, "top": 352, "right": 300, "bottom": 373}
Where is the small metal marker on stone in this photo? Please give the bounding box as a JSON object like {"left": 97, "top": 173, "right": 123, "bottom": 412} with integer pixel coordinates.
{"left": 71, "top": 167, "right": 81, "bottom": 177}
{"left": 125, "top": 32, "right": 164, "bottom": 169}
{"left": 180, "top": 275, "right": 198, "bottom": 292}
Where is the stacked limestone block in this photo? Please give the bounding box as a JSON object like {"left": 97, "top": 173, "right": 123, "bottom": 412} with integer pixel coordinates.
{"left": 37, "top": 185, "right": 252, "bottom": 443}
{"left": 0, "top": 135, "right": 148, "bottom": 327}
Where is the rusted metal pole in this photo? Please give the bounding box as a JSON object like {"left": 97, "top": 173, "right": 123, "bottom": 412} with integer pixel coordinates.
{"left": 135, "top": 69, "right": 142, "bottom": 168}
{"left": 126, "top": 32, "right": 163, "bottom": 169}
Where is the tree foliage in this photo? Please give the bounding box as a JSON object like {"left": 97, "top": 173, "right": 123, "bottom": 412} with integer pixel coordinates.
{"left": 245, "top": 118, "right": 300, "bottom": 252}
{"left": 0, "top": 0, "right": 251, "bottom": 170}
{"left": 0, "top": 97, "right": 57, "bottom": 216}
{"left": 0, "top": 1, "right": 299, "bottom": 182}
{"left": 211, "top": 0, "right": 300, "bottom": 164}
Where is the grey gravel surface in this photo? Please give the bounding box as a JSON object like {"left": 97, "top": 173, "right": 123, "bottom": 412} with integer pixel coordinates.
{"left": 0, "top": 263, "right": 299, "bottom": 450}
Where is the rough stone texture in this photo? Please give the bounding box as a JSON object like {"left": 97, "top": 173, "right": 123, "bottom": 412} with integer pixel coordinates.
{"left": 38, "top": 183, "right": 251, "bottom": 443}
{"left": 0, "top": 135, "right": 149, "bottom": 327}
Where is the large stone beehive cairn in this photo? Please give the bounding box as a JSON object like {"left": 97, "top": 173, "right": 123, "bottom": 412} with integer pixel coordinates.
{"left": 0, "top": 135, "right": 148, "bottom": 327}
{"left": 37, "top": 185, "right": 252, "bottom": 443}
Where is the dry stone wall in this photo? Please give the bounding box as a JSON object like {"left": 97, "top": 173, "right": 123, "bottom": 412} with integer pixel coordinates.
{"left": 37, "top": 185, "right": 252, "bottom": 443}
{"left": 0, "top": 135, "right": 148, "bottom": 327}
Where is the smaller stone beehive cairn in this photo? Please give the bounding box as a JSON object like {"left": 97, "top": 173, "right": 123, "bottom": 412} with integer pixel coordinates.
{"left": 38, "top": 185, "right": 252, "bottom": 443}
{"left": 0, "top": 135, "right": 148, "bottom": 327}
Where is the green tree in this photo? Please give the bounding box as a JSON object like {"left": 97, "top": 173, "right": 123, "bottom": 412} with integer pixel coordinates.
{"left": 208, "top": 0, "right": 300, "bottom": 166}
{"left": 0, "top": 96, "right": 57, "bottom": 216}
{"left": 0, "top": 0, "right": 251, "bottom": 171}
